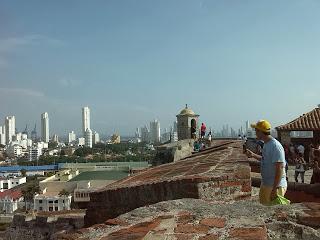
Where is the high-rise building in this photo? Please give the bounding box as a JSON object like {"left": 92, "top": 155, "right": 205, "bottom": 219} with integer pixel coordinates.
{"left": 84, "top": 128, "right": 92, "bottom": 148}
{"left": 82, "top": 107, "right": 90, "bottom": 136}
{"left": 5, "top": 116, "right": 15, "bottom": 145}
{"left": 68, "top": 131, "right": 76, "bottom": 143}
{"left": 52, "top": 134, "right": 59, "bottom": 143}
{"left": 92, "top": 131, "right": 100, "bottom": 145}
{"left": 150, "top": 119, "right": 161, "bottom": 143}
{"left": 31, "top": 124, "right": 37, "bottom": 142}
{"left": 141, "top": 125, "right": 150, "bottom": 142}
{"left": 0, "top": 126, "right": 5, "bottom": 145}
{"left": 41, "top": 112, "right": 50, "bottom": 143}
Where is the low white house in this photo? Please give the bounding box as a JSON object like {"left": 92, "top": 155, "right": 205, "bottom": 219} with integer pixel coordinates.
{"left": 34, "top": 194, "right": 72, "bottom": 212}
{"left": 0, "top": 176, "right": 27, "bottom": 192}
{"left": 0, "top": 189, "right": 23, "bottom": 214}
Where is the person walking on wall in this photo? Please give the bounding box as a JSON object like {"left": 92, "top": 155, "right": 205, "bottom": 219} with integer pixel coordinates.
{"left": 245, "top": 120, "right": 287, "bottom": 205}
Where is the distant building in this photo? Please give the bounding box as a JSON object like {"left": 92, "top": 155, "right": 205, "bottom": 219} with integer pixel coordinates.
{"left": 6, "top": 144, "right": 23, "bottom": 158}
{"left": 176, "top": 105, "right": 199, "bottom": 140}
{"left": 5, "top": 116, "right": 15, "bottom": 145}
{"left": 68, "top": 131, "right": 76, "bottom": 143}
{"left": 92, "top": 131, "right": 100, "bottom": 145}
{"left": 0, "top": 189, "right": 23, "bottom": 214}
{"left": 41, "top": 112, "right": 50, "bottom": 143}
{"left": 110, "top": 134, "right": 120, "bottom": 144}
{"left": 0, "top": 176, "right": 26, "bottom": 192}
{"left": 150, "top": 120, "right": 161, "bottom": 144}
{"left": 52, "top": 134, "right": 59, "bottom": 143}
{"left": 29, "top": 146, "right": 43, "bottom": 161}
{"left": 135, "top": 128, "right": 141, "bottom": 138}
{"left": 0, "top": 126, "right": 5, "bottom": 145}
{"left": 141, "top": 125, "right": 150, "bottom": 142}
{"left": 82, "top": 107, "right": 90, "bottom": 136}
{"left": 84, "top": 128, "right": 92, "bottom": 148}
{"left": 34, "top": 194, "right": 72, "bottom": 212}
{"left": 78, "top": 137, "right": 85, "bottom": 146}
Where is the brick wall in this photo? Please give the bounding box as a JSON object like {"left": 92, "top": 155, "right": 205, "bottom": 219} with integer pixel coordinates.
{"left": 85, "top": 141, "right": 251, "bottom": 226}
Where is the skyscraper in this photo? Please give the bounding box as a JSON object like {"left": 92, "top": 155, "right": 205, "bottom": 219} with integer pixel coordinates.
{"left": 5, "top": 116, "right": 15, "bottom": 145}
{"left": 85, "top": 128, "right": 92, "bottom": 148}
{"left": 41, "top": 112, "right": 50, "bottom": 143}
{"left": 150, "top": 119, "right": 161, "bottom": 143}
{"left": 68, "top": 131, "right": 76, "bottom": 143}
{"left": 0, "top": 126, "right": 5, "bottom": 145}
{"left": 92, "top": 131, "right": 100, "bottom": 145}
{"left": 82, "top": 107, "right": 90, "bottom": 136}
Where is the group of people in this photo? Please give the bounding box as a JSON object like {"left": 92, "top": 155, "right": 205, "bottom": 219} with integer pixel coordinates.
{"left": 245, "top": 119, "right": 320, "bottom": 206}
{"left": 193, "top": 122, "right": 212, "bottom": 152}
{"left": 283, "top": 142, "right": 320, "bottom": 184}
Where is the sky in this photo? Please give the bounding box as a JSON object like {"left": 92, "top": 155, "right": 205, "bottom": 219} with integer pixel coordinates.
{"left": 1, "top": 0, "right": 320, "bottom": 137}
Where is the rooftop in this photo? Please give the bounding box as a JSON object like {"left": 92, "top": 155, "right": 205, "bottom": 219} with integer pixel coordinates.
{"left": 0, "top": 189, "right": 22, "bottom": 200}
{"left": 276, "top": 107, "right": 320, "bottom": 131}
{"left": 69, "top": 170, "right": 129, "bottom": 182}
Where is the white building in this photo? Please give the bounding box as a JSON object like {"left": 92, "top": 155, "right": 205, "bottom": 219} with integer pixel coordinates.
{"left": 0, "top": 190, "right": 23, "bottom": 214}
{"left": 68, "top": 131, "right": 76, "bottom": 143}
{"left": 41, "top": 112, "right": 50, "bottom": 143}
{"left": 0, "top": 126, "right": 5, "bottom": 145}
{"left": 29, "top": 146, "right": 43, "bottom": 161}
{"left": 0, "top": 176, "right": 26, "bottom": 192}
{"left": 5, "top": 116, "right": 15, "bottom": 145}
{"left": 82, "top": 106, "right": 90, "bottom": 136}
{"left": 141, "top": 125, "right": 150, "bottom": 142}
{"left": 92, "top": 131, "right": 100, "bottom": 145}
{"left": 78, "top": 137, "right": 85, "bottom": 146}
{"left": 150, "top": 119, "right": 161, "bottom": 144}
{"left": 85, "top": 128, "right": 92, "bottom": 148}
{"left": 6, "top": 143, "right": 23, "bottom": 158}
{"left": 52, "top": 134, "right": 59, "bottom": 143}
{"left": 34, "top": 194, "right": 72, "bottom": 212}
{"left": 12, "top": 132, "right": 22, "bottom": 142}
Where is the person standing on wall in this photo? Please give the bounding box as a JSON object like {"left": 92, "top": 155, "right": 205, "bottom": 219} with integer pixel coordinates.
{"left": 294, "top": 153, "right": 306, "bottom": 183}
{"left": 245, "top": 120, "right": 288, "bottom": 205}
{"left": 200, "top": 123, "right": 206, "bottom": 139}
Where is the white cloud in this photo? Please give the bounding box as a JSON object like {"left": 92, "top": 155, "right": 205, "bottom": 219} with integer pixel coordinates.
{"left": 58, "top": 77, "right": 81, "bottom": 87}
{"left": 0, "top": 34, "right": 65, "bottom": 52}
{"left": 0, "top": 88, "right": 45, "bottom": 97}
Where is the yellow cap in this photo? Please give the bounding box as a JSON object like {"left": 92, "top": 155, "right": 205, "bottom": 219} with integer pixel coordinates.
{"left": 251, "top": 120, "right": 271, "bottom": 133}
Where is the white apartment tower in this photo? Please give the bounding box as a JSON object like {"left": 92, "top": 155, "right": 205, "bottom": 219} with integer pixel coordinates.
{"left": 84, "top": 128, "right": 92, "bottom": 148}
{"left": 5, "top": 116, "right": 15, "bottom": 145}
{"left": 0, "top": 126, "right": 5, "bottom": 145}
{"left": 92, "top": 131, "right": 100, "bottom": 145}
{"left": 41, "top": 112, "right": 50, "bottom": 143}
{"left": 68, "top": 131, "right": 76, "bottom": 143}
{"left": 82, "top": 107, "right": 90, "bottom": 136}
{"left": 150, "top": 119, "right": 161, "bottom": 144}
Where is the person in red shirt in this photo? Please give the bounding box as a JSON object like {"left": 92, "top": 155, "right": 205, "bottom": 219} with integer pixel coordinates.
{"left": 200, "top": 123, "right": 206, "bottom": 139}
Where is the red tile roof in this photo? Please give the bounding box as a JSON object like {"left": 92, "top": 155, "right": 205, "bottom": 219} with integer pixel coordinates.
{"left": 276, "top": 107, "right": 320, "bottom": 131}
{"left": 0, "top": 189, "right": 22, "bottom": 200}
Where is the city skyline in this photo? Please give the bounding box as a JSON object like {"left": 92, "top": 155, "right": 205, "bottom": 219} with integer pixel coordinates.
{"left": 1, "top": 1, "right": 320, "bottom": 134}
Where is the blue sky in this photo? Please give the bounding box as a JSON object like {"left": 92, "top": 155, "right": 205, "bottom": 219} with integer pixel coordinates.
{"left": 1, "top": 0, "right": 320, "bottom": 136}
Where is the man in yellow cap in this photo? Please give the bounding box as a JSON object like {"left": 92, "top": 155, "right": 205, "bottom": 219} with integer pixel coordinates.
{"left": 246, "top": 120, "right": 287, "bottom": 205}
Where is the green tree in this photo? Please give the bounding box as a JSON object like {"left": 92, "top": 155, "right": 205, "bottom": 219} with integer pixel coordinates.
{"left": 20, "top": 169, "right": 27, "bottom": 177}
{"left": 21, "top": 182, "right": 40, "bottom": 211}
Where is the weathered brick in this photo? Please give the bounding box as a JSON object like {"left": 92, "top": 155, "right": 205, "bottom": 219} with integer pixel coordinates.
{"left": 174, "top": 224, "right": 210, "bottom": 234}
{"left": 229, "top": 227, "right": 267, "bottom": 240}
{"left": 198, "top": 233, "right": 220, "bottom": 240}
{"left": 200, "top": 217, "right": 226, "bottom": 228}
